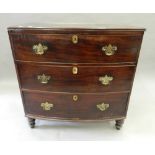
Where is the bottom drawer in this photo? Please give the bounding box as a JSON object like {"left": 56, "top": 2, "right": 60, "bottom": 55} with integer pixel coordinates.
{"left": 23, "top": 91, "right": 129, "bottom": 120}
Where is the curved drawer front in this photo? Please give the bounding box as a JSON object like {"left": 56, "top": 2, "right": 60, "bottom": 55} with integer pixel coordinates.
{"left": 23, "top": 91, "right": 129, "bottom": 120}
{"left": 17, "top": 63, "right": 135, "bottom": 93}
{"left": 11, "top": 34, "right": 142, "bottom": 63}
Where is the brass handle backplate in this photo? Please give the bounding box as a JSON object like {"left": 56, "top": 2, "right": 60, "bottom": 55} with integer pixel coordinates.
{"left": 72, "top": 35, "right": 78, "bottom": 44}
{"left": 72, "top": 66, "right": 78, "bottom": 74}
{"left": 102, "top": 44, "right": 117, "bottom": 56}
{"left": 37, "top": 74, "right": 51, "bottom": 84}
{"left": 99, "top": 75, "right": 113, "bottom": 85}
{"left": 33, "top": 43, "right": 48, "bottom": 55}
{"left": 96, "top": 102, "right": 109, "bottom": 111}
{"left": 41, "top": 102, "right": 54, "bottom": 111}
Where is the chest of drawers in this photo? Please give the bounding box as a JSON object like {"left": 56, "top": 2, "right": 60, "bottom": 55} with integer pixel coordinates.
{"left": 8, "top": 25, "right": 145, "bottom": 129}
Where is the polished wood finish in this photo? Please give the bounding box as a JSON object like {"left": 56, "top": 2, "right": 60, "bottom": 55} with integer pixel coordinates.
{"left": 115, "top": 119, "right": 124, "bottom": 130}
{"left": 11, "top": 34, "right": 142, "bottom": 64}
{"left": 23, "top": 91, "right": 129, "bottom": 120}
{"left": 27, "top": 117, "right": 35, "bottom": 128}
{"left": 8, "top": 26, "right": 145, "bottom": 35}
{"left": 8, "top": 26, "right": 145, "bottom": 129}
{"left": 17, "top": 62, "right": 135, "bottom": 93}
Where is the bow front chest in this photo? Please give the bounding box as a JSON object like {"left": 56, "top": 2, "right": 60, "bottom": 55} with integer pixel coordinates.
{"left": 8, "top": 24, "right": 145, "bottom": 129}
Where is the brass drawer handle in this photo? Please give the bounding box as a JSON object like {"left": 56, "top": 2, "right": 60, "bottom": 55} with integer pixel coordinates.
{"left": 33, "top": 43, "right": 48, "bottom": 55}
{"left": 73, "top": 95, "right": 78, "bottom": 101}
{"left": 41, "top": 102, "right": 54, "bottom": 111}
{"left": 96, "top": 102, "right": 109, "bottom": 111}
{"left": 37, "top": 74, "right": 51, "bottom": 84}
{"left": 99, "top": 75, "right": 113, "bottom": 85}
{"left": 102, "top": 44, "right": 117, "bottom": 56}
{"left": 72, "top": 35, "right": 78, "bottom": 44}
{"left": 72, "top": 66, "right": 78, "bottom": 74}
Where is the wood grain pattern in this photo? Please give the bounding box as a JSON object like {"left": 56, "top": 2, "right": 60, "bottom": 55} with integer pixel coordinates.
{"left": 8, "top": 27, "right": 145, "bottom": 35}
{"left": 23, "top": 91, "right": 129, "bottom": 120}
{"left": 11, "top": 34, "right": 142, "bottom": 64}
{"left": 17, "top": 62, "right": 135, "bottom": 93}
{"left": 8, "top": 27, "right": 145, "bottom": 128}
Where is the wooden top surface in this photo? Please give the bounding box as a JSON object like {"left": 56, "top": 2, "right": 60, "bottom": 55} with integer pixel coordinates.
{"left": 8, "top": 23, "right": 145, "bottom": 31}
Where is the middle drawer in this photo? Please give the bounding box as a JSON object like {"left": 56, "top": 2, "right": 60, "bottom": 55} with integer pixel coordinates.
{"left": 17, "top": 62, "right": 135, "bottom": 93}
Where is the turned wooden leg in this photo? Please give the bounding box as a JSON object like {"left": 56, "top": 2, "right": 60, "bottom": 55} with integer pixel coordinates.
{"left": 27, "top": 118, "right": 35, "bottom": 128}
{"left": 115, "top": 119, "right": 124, "bottom": 130}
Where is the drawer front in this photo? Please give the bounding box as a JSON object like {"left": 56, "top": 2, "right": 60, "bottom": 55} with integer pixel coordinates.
{"left": 11, "top": 34, "right": 142, "bottom": 63}
{"left": 17, "top": 63, "right": 135, "bottom": 93}
{"left": 23, "top": 91, "right": 128, "bottom": 120}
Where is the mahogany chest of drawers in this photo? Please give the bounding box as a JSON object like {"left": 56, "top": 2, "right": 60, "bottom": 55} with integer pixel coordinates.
{"left": 8, "top": 25, "right": 145, "bottom": 129}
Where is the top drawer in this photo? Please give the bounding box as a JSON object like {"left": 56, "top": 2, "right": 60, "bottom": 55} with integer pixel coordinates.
{"left": 10, "top": 34, "right": 143, "bottom": 63}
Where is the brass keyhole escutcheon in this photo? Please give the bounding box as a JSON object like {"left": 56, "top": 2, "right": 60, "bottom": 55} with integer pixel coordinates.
{"left": 73, "top": 95, "right": 78, "bottom": 101}
{"left": 72, "top": 35, "right": 78, "bottom": 44}
{"left": 72, "top": 66, "right": 78, "bottom": 74}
